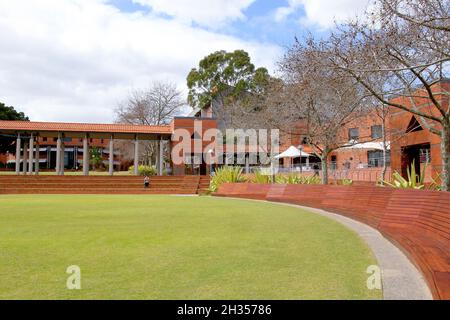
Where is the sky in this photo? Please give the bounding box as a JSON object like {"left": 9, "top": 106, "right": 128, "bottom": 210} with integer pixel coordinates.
{"left": 0, "top": 0, "right": 371, "bottom": 123}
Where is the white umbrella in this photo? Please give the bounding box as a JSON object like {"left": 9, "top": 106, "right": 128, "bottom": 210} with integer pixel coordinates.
{"left": 274, "top": 146, "right": 310, "bottom": 159}
{"left": 340, "top": 141, "right": 390, "bottom": 151}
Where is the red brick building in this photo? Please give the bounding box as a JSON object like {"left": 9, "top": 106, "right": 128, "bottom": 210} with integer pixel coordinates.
{"left": 389, "top": 80, "right": 449, "bottom": 183}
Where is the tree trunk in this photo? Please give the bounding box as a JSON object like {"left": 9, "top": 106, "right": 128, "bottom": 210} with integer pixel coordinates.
{"left": 321, "top": 152, "right": 329, "bottom": 185}
{"left": 441, "top": 124, "right": 450, "bottom": 191}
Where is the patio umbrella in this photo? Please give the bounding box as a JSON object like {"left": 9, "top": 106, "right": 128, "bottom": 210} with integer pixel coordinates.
{"left": 274, "top": 146, "right": 310, "bottom": 172}
{"left": 274, "top": 146, "right": 310, "bottom": 159}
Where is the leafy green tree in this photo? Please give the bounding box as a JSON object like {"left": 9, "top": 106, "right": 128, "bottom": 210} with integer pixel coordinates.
{"left": 0, "top": 102, "right": 29, "bottom": 153}
{"left": 187, "top": 50, "right": 269, "bottom": 109}
{"left": 89, "top": 147, "right": 103, "bottom": 171}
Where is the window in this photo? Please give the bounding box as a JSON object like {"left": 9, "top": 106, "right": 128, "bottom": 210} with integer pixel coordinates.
{"left": 368, "top": 150, "right": 390, "bottom": 167}
{"left": 42, "top": 137, "right": 48, "bottom": 142}
{"left": 406, "top": 116, "right": 423, "bottom": 133}
{"left": 330, "top": 155, "right": 337, "bottom": 170}
{"left": 348, "top": 128, "right": 359, "bottom": 141}
{"left": 371, "top": 125, "right": 382, "bottom": 139}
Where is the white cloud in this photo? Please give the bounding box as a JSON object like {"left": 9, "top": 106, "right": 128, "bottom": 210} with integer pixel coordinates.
{"left": 0, "top": 0, "right": 281, "bottom": 123}
{"left": 275, "top": 0, "right": 372, "bottom": 28}
{"left": 133, "top": 0, "right": 255, "bottom": 28}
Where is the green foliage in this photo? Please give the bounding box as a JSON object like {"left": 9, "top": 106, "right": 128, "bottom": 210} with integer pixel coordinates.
{"left": 209, "top": 166, "right": 247, "bottom": 193}
{"left": 381, "top": 160, "right": 425, "bottom": 189}
{"left": 0, "top": 102, "right": 29, "bottom": 153}
{"left": 0, "top": 102, "right": 28, "bottom": 121}
{"left": 89, "top": 147, "right": 103, "bottom": 170}
{"left": 341, "top": 179, "right": 353, "bottom": 186}
{"left": 252, "top": 170, "right": 272, "bottom": 184}
{"left": 128, "top": 165, "right": 157, "bottom": 176}
{"left": 275, "top": 174, "right": 321, "bottom": 185}
{"left": 187, "top": 50, "right": 269, "bottom": 109}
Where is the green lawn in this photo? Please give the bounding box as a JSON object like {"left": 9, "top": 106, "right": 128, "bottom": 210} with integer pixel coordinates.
{"left": 0, "top": 195, "right": 381, "bottom": 300}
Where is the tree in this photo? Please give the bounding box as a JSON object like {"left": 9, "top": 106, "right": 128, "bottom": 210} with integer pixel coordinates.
{"left": 277, "top": 39, "right": 370, "bottom": 184}
{"left": 116, "top": 81, "right": 184, "bottom": 126}
{"left": 187, "top": 50, "right": 270, "bottom": 111}
{"left": 115, "top": 81, "right": 184, "bottom": 165}
{"left": 89, "top": 147, "right": 103, "bottom": 171}
{"left": 329, "top": 0, "right": 450, "bottom": 190}
{"left": 0, "top": 102, "right": 29, "bottom": 153}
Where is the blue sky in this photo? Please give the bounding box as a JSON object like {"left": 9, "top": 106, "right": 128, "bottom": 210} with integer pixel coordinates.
{"left": 109, "top": 0, "right": 316, "bottom": 46}
{"left": 0, "top": 0, "right": 370, "bottom": 122}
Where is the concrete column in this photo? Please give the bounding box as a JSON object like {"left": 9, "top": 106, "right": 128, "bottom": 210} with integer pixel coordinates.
{"left": 73, "top": 147, "right": 77, "bottom": 169}
{"left": 158, "top": 139, "right": 164, "bottom": 176}
{"left": 15, "top": 134, "right": 21, "bottom": 175}
{"left": 22, "top": 142, "right": 28, "bottom": 175}
{"left": 46, "top": 146, "right": 51, "bottom": 169}
{"left": 134, "top": 135, "right": 139, "bottom": 175}
{"left": 245, "top": 154, "right": 250, "bottom": 174}
{"left": 83, "top": 134, "right": 89, "bottom": 176}
{"left": 306, "top": 156, "right": 310, "bottom": 170}
{"left": 167, "top": 140, "right": 172, "bottom": 176}
{"left": 56, "top": 134, "right": 62, "bottom": 175}
{"left": 35, "top": 141, "right": 40, "bottom": 175}
{"left": 28, "top": 133, "right": 34, "bottom": 175}
{"left": 109, "top": 135, "right": 114, "bottom": 176}
{"left": 60, "top": 143, "right": 65, "bottom": 175}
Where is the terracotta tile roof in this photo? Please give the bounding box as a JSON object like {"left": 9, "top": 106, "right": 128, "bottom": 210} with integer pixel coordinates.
{"left": 0, "top": 120, "right": 172, "bottom": 134}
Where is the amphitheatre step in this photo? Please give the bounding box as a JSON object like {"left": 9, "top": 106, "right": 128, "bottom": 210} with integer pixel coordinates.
{"left": 0, "top": 175, "right": 208, "bottom": 194}
{"left": 0, "top": 188, "right": 198, "bottom": 194}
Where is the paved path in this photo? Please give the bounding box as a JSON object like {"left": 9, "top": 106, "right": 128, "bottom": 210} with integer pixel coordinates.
{"left": 220, "top": 197, "right": 433, "bottom": 300}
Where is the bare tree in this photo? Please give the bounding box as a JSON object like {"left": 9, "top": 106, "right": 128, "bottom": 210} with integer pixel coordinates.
{"left": 115, "top": 81, "right": 185, "bottom": 165}
{"left": 329, "top": 0, "right": 450, "bottom": 190}
{"left": 275, "top": 39, "right": 370, "bottom": 184}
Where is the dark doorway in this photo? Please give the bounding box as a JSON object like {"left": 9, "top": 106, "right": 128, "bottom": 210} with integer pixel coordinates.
{"left": 401, "top": 143, "right": 430, "bottom": 179}
{"left": 186, "top": 153, "right": 207, "bottom": 175}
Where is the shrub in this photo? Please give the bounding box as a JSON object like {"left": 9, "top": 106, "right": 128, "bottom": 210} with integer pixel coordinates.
{"left": 275, "top": 174, "right": 321, "bottom": 185}
{"left": 128, "top": 165, "right": 157, "bottom": 176}
{"left": 209, "top": 166, "right": 247, "bottom": 193}
{"left": 275, "top": 174, "right": 301, "bottom": 184}
{"left": 341, "top": 178, "right": 353, "bottom": 186}
{"left": 381, "top": 160, "right": 425, "bottom": 189}
{"left": 252, "top": 170, "right": 272, "bottom": 184}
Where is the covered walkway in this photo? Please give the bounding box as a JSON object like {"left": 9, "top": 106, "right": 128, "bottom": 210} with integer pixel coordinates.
{"left": 0, "top": 120, "right": 172, "bottom": 176}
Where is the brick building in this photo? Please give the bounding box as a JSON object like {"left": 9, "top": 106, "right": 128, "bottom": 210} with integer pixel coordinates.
{"left": 389, "top": 80, "right": 449, "bottom": 183}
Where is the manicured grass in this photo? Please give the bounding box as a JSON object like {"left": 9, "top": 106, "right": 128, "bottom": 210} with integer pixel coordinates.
{"left": 0, "top": 195, "right": 381, "bottom": 299}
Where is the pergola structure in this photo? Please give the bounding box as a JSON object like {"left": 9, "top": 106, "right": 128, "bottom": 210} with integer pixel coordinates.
{"left": 0, "top": 120, "right": 172, "bottom": 176}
